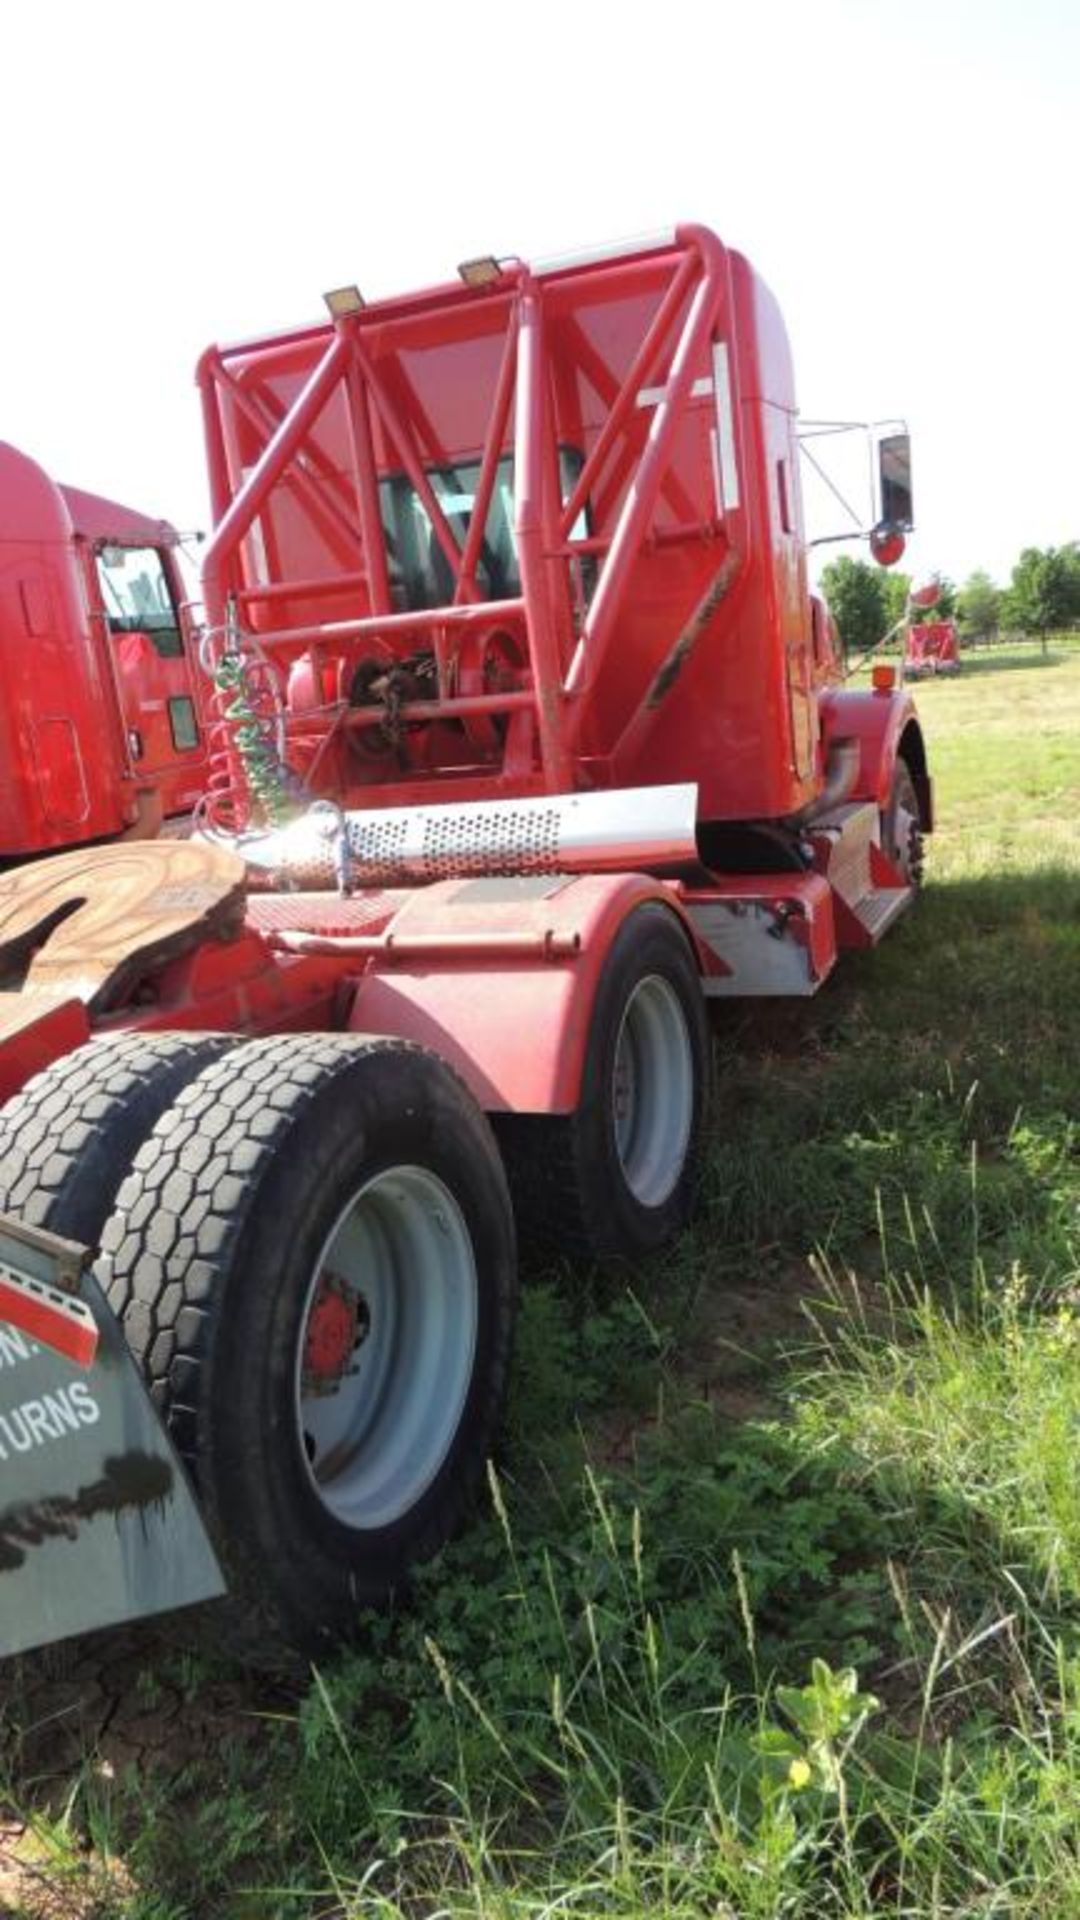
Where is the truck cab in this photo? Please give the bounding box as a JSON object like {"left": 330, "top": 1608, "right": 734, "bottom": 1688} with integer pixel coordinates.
{"left": 0, "top": 444, "right": 206, "bottom": 858}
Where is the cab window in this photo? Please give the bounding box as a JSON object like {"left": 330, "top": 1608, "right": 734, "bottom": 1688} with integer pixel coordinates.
{"left": 97, "top": 546, "right": 183, "bottom": 658}
{"left": 378, "top": 450, "right": 588, "bottom": 612}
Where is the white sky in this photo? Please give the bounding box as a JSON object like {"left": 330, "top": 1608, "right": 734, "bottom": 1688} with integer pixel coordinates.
{"left": 2, "top": 0, "right": 1075, "bottom": 590}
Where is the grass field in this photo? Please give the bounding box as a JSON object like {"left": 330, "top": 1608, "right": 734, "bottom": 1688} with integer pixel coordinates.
{"left": 3, "top": 641, "right": 1079, "bottom": 1917}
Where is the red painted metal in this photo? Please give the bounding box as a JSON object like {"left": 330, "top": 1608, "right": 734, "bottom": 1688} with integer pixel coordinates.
{"left": 909, "top": 582, "right": 940, "bottom": 610}
{"left": 344, "top": 873, "right": 700, "bottom": 1113}
{"left": 0, "top": 872, "right": 701, "bottom": 1121}
{"left": 869, "top": 525, "right": 906, "bottom": 566}
{"left": 195, "top": 225, "right": 923, "bottom": 850}
{"left": 121, "top": 932, "right": 352, "bottom": 1047}
{"left": 820, "top": 681, "right": 931, "bottom": 819}
{"left": 0, "top": 995, "right": 93, "bottom": 1106}
{"left": 0, "top": 226, "right": 932, "bottom": 1130}
{"left": 0, "top": 442, "right": 207, "bottom": 856}
{"left": 905, "top": 619, "right": 959, "bottom": 676}
{"left": 303, "top": 1278, "right": 359, "bottom": 1382}
{"left": 190, "top": 232, "right": 740, "bottom": 817}
{"left": 0, "top": 1270, "right": 99, "bottom": 1368}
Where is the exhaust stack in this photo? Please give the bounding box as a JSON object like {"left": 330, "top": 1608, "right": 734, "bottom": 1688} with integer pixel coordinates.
{"left": 212, "top": 784, "right": 700, "bottom": 891}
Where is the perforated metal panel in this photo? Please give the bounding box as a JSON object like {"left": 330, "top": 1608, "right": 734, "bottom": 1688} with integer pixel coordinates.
{"left": 245, "top": 892, "right": 403, "bottom": 937}
{"left": 218, "top": 784, "right": 698, "bottom": 892}
{"left": 346, "top": 815, "right": 410, "bottom": 867}
{"left": 419, "top": 806, "right": 561, "bottom": 879}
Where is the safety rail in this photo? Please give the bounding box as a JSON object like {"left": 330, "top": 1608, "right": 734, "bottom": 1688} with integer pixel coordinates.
{"left": 196, "top": 225, "right": 740, "bottom": 825}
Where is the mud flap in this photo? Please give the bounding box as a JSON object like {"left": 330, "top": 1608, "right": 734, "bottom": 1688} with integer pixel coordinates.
{"left": 0, "top": 1217, "right": 225, "bottom": 1658}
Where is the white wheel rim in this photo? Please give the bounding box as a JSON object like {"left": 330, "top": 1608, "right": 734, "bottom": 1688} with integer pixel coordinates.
{"left": 611, "top": 974, "right": 695, "bottom": 1208}
{"left": 895, "top": 802, "right": 917, "bottom": 878}
{"left": 889, "top": 771, "right": 920, "bottom": 883}
{"left": 295, "top": 1166, "right": 478, "bottom": 1529}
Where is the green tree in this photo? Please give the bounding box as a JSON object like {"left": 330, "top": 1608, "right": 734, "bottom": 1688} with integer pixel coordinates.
{"left": 880, "top": 570, "right": 912, "bottom": 634}
{"left": 819, "top": 555, "right": 890, "bottom": 657}
{"left": 956, "top": 570, "right": 1001, "bottom": 645}
{"left": 1003, "top": 545, "right": 1080, "bottom": 641}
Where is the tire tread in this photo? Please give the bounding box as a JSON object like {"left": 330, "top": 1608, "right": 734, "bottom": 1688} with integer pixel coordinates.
{"left": 95, "top": 1032, "right": 517, "bottom": 1644}
{"left": 0, "top": 1032, "right": 235, "bottom": 1242}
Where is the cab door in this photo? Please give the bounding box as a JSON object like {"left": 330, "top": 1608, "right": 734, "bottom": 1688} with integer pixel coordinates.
{"left": 95, "top": 543, "right": 206, "bottom": 817}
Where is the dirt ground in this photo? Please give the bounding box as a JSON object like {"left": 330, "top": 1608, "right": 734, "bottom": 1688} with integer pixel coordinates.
{"left": 1, "top": 1617, "right": 299, "bottom": 1917}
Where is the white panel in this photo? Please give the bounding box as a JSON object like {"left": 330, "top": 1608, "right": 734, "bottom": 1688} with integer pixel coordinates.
{"left": 712, "top": 342, "right": 740, "bottom": 511}
{"left": 709, "top": 429, "right": 723, "bottom": 520}
{"left": 636, "top": 377, "right": 715, "bottom": 409}
{"left": 688, "top": 902, "right": 819, "bottom": 998}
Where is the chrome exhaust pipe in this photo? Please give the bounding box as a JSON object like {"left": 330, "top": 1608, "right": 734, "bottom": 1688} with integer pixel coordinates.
{"left": 205, "top": 783, "right": 700, "bottom": 891}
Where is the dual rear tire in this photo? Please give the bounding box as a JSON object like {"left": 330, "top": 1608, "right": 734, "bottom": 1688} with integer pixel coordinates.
{"left": 0, "top": 1033, "right": 516, "bottom": 1649}
{"left": 0, "top": 904, "right": 710, "bottom": 1647}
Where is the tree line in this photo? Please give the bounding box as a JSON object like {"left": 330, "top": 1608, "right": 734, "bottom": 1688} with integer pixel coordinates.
{"left": 819, "top": 543, "right": 1080, "bottom": 657}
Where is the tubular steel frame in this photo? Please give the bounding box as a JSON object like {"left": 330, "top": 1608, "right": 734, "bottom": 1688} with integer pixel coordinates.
{"left": 196, "top": 225, "right": 736, "bottom": 812}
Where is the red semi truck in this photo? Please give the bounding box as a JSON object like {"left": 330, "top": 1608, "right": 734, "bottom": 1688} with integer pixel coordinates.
{"left": 902, "top": 579, "right": 959, "bottom": 678}
{"left": 905, "top": 619, "right": 960, "bottom": 677}
{"left": 0, "top": 224, "right": 928, "bottom": 1656}
{"left": 0, "top": 441, "right": 206, "bottom": 858}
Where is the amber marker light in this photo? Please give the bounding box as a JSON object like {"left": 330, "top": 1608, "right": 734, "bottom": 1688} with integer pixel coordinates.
{"left": 872, "top": 663, "right": 897, "bottom": 692}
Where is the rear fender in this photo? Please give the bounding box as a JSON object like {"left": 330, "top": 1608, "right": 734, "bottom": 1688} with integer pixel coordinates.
{"left": 346, "top": 872, "right": 705, "bottom": 1114}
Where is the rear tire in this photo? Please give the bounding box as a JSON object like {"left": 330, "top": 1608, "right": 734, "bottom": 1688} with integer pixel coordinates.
{"left": 497, "top": 903, "right": 711, "bottom": 1260}
{"left": 0, "top": 1032, "right": 235, "bottom": 1244}
{"left": 96, "top": 1034, "right": 518, "bottom": 1648}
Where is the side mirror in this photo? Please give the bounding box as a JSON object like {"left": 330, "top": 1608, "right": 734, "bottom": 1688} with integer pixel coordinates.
{"left": 910, "top": 581, "right": 940, "bottom": 609}
{"left": 877, "top": 432, "right": 913, "bottom": 531}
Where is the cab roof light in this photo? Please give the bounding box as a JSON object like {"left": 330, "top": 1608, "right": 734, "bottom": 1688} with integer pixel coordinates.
{"left": 322, "top": 285, "right": 366, "bottom": 318}
{"left": 457, "top": 255, "right": 502, "bottom": 288}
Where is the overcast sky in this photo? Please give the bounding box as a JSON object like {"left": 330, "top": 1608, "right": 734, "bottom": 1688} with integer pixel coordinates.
{"left": 2, "top": 0, "right": 1075, "bottom": 590}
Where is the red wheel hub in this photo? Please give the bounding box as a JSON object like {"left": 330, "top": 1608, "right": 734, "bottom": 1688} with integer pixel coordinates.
{"left": 303, "top": 1274, "right": 362, "bottom": 1386}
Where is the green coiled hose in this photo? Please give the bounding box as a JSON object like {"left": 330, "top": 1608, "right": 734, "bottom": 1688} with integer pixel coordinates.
{"left": 213, "top": 649, "right": 291, "bottom": 827}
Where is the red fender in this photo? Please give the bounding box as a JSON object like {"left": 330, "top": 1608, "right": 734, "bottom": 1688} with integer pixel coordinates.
{"left": 819, "top": 686, "right": 933, "bottom": 830}
{"left": 345, "top": 872, "right": 702, "bottom": 1114}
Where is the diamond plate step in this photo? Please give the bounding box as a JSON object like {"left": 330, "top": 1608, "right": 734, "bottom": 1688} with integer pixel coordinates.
{"left": 848, "top": 886, "right": 911, "bottom": 943}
